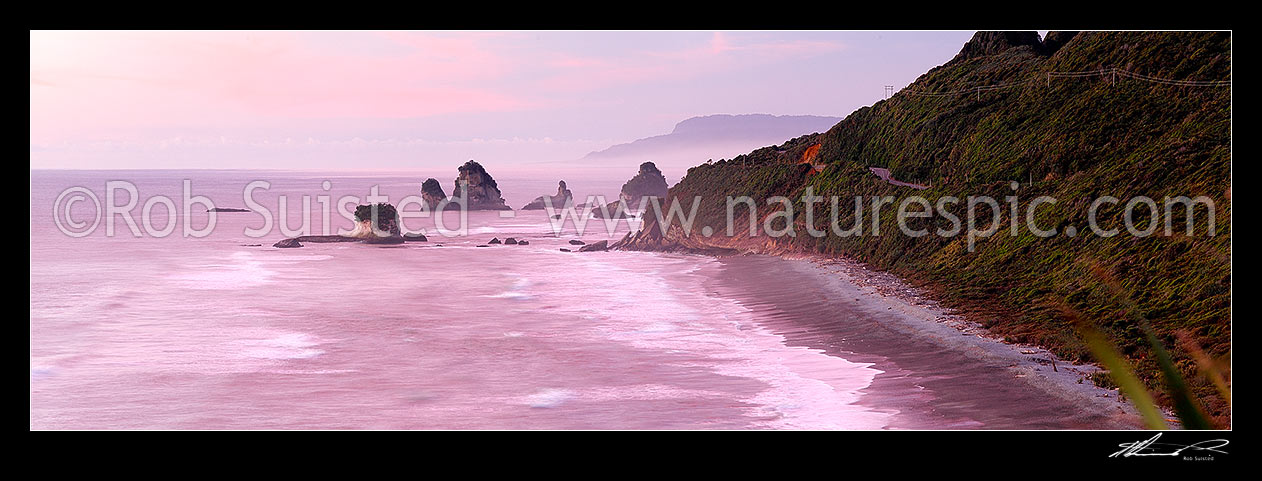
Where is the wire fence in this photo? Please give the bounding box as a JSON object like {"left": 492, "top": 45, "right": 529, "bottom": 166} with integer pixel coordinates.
{"left": 706, "top": 67, "right": 1229, "bottom": 172}
{"left": 902, "top": 67, "right": 1230, "bottom": 98}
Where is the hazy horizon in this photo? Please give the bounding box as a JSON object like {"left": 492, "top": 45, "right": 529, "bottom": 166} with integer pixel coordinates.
{"left": 31, "top": 30, "right": 976, "bottom": 171}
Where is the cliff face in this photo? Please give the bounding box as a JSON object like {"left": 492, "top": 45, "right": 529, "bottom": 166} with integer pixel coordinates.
{"left": 421, "top": 178, "right": 447, "bottom": 210}
{"left": 452, "top": 160, "right": 511, "bottom": 210}
{"left": 521, "top": 180, "right": 574, "bottom": 210}
{"left": 617, "top": 31, "right": 1231, "bottom": 423}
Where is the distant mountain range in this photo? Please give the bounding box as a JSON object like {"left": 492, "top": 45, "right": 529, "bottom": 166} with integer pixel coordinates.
{"left": 579, "top": 114, "right": 843, "bottom": 171}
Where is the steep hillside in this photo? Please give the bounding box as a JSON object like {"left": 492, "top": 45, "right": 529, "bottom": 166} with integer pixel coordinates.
{"left": 617, "top": 31, "right": 1231, "bottom": 425}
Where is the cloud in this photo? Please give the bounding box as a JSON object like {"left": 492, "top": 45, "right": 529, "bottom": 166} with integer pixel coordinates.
{"left": 29, "top": 30, "right": 864, "bottom": 169}
{"left": 537, "top": 31, "right": 846, "bottom": 92}
{"left": 29, "top": 134, "right": 618, "bottom": 170}
{"left": 30, "top": 31, "right": 539, "bottom": 143}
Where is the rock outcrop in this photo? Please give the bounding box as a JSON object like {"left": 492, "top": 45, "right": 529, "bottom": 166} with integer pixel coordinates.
{"left": 954, "top": 31, "right": 1043, "bottom": 61}
{"left": 364, "top": 235, "right": 405, "bottom": 245}
{"left": 294, "top": 235, "right": 362, "bottom": 243}
{"left": 619, "top": 162, "right": 669, "bottom": 208}
{"left": 348, "top": 203, "right": 404, "bottom": 244}
{"left": 951, "top": 31, "right": 1081, "bottom": 62}
{"left": 587, "top": 162, "right": 670, "bottom": 219}
{"left": 1040, "top": 31, "right": 1079, "bottom": 55}
{"left": 521, "top": 180, "right": 574, "bottom": 210}
{"left": 577, "top": 240, "right": 608, "bottom": 252}
{"left": 452, "top": 160, "right": 511, "bottom": 210}
{"left": 421, "top": 178, "right": 447, "bottom": 210}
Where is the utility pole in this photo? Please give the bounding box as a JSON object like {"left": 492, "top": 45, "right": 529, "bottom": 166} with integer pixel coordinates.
{"left": 884, "top": 85, "right": 894, "bottom": 99}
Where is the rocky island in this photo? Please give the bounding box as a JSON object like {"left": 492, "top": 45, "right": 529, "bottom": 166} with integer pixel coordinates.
{"left": 521, "top": 180, "right": 574, "bottom": 210}
{"left": 452, "top": 160, "right": 512, "bottom": 210}
{"left": 273, "top": 202, "right": 405, "bottom": 247}
{"left": 421, "top": 178, "right": 447, "bottom": 210}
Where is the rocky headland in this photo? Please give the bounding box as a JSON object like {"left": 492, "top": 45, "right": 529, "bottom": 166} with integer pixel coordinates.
{"left": 611, "top": 31, "right": 1232, "bottom": 425}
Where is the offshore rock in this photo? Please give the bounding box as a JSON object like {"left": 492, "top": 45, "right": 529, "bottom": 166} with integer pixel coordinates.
{"left": 578, "top": 240, "right": 608, "bottom": 252}
{"left": 521, "top": 180, "right": 574, "bottom": 210}
{"left": 421, "top": 178, "right": 447, "bottom": 210}
{"left": 452, "top": 160, "right": 512, "bottom": 210}
{"left": 348, "top": 203, "right": 404, "bottom": 243}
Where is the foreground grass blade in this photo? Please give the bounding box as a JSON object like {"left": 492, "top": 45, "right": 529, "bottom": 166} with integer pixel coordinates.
{"left": 1080, "top": 257, "right": 1214, "bottom": 429}
{"left": 1140, "top": 323, "right": 1212, "bottom": 429}
{"left": 1176, "top": 330, "right": 1231, "bottom": 407}
{"left": 1078, "top": 325, "right": 1170, "bottom": 430}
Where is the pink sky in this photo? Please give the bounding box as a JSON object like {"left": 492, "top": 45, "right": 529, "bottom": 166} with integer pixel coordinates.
{"left": 30, "top": 30, "right": 975, "bottom": 170}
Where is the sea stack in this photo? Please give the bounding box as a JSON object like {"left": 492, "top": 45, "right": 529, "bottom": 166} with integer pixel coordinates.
{"left": 590, "top": 161, "right": 669, "bottom": 218}
{"left": 619, "top": 162, "right": 669, "bottom": 209}
{"left": 349, "top": 203, "right": 404, "bottom": 244}
{"left": 452, "top": 160, "right": 512, "bottom": 210}
{"left": 421, "top": 178, "right": 447, "bottom": 210}
{"left": 521, "top": 180, "right": 574, "bottom": 210}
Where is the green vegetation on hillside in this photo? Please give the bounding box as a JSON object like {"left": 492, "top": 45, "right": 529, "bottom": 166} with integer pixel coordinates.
{"left": 636, "top": 31, "right": 1231, "bottom": 426}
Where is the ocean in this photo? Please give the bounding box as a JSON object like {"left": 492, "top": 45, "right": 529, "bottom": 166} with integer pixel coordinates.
{"left": 29, "top": 170, "right": 1130, "bottom": 429}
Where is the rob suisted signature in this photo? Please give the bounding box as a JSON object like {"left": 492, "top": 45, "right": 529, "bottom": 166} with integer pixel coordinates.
{"left": 1110, "top": 433, "right": 1229, "bottom": 459}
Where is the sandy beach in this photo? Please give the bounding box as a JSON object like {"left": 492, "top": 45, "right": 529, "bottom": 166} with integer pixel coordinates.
{"left": 704, "top": 254, "right": 1154, "bottom": 429}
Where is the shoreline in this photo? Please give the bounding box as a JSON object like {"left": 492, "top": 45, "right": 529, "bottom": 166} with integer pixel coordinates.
{"left": 704, "top": 252, "right": 1166, "bottom": 429}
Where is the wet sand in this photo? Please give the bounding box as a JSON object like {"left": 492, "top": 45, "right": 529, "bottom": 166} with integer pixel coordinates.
{"left": 705, "top": 254, "right": 1148, "bottom": 429}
